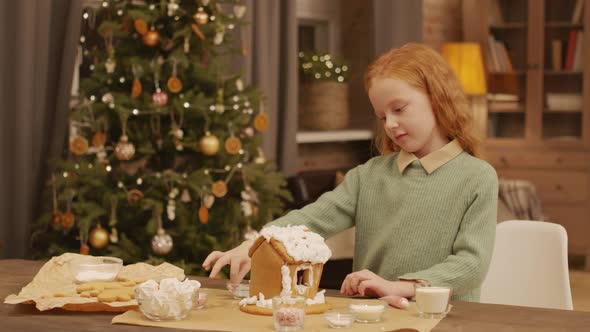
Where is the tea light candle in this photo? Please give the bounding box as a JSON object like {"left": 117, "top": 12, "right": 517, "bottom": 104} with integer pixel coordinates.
{"left": 324, "top": 313, "right": 354, "bottom": 328}
{"left": 349, "top": 304, "right": 385, "bottom": 322}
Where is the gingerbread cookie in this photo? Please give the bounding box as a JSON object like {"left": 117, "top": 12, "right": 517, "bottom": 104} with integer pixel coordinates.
{"left": 239, "top": 302, "right": 332, "bottom": 316}
{"left": 75, "top": 281, "right": 138, "bottom": 302}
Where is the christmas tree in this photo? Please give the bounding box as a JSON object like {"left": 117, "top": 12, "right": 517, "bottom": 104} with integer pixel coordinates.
{"left": 31, "top": 0, "right": 291, "bottom": 274}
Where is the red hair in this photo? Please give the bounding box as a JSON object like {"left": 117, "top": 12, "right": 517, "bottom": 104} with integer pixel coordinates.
{"left": 364, "top": 43, "right": 481, "bottom": 157}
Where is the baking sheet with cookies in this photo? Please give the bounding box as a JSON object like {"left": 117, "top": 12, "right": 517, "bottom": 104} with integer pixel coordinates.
{"left": 113, "top": 288, "right": 444, "bottom": 332}
{"left": 3, "top": 253, "right": 185, "bottom": 311}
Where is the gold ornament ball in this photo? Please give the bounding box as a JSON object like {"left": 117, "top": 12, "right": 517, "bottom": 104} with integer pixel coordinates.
{"left": 199, "top": 133, "right": 220, "bottom": 156}
{"left": 193, "top": 10, "right": 209, "bottom": 25}
{"left": 142, "top": 29, "right": 160, "bottom": 47}
{"left": 115, "top": 135, "right": 136, "bottom": 160}
{"left": 89, "top": 225, "right": 109, "bottom": 249}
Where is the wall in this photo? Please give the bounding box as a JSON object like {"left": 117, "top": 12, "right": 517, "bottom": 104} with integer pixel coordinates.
{"left": 423, "top": 0, "right": 463, "bottom": 50}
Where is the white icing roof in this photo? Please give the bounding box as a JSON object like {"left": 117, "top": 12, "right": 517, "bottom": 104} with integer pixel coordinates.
{"left": 259, "top": 225, "right": 332, "bottom": 264}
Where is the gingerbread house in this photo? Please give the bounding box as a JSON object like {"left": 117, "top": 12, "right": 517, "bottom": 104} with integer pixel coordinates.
{"left": 248, "top": 225, "right": 332, "bottom": 300}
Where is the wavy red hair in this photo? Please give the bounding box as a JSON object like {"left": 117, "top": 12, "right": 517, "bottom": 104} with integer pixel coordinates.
{"left": 364, "top": 43, "right": 481, "bottom": 157}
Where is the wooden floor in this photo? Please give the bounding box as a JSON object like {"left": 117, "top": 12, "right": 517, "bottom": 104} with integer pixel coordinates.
{"left": 571, "top": 270, "right": 590, "bottom": 311}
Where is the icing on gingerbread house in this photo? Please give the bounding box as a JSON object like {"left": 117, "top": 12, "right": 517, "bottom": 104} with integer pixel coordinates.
{"left": 248, "top": 225, "right": 332, "bottom": 300}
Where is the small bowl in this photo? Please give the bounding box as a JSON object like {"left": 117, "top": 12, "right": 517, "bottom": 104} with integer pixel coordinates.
{"left": 69, "top": 257, "right": 123, "bottom": 283}
{"left": 324, "top": 312, "right": 355, "bottom": 328}
{"left": 194, "top": 291, "right": 207, "bottom": 309}
{"left": 348, "top": 301, "right": 386, "bottom": 323}
{"left": 135, "top": 287, "right": 195, "bottom": 321}
{"left": 226, "top": 280, "right": 250, "bottom": 299}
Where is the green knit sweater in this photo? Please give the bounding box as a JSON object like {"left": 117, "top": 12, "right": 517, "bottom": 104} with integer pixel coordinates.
{"left": 269, "top": 151, "right": 498, "bottom": 302}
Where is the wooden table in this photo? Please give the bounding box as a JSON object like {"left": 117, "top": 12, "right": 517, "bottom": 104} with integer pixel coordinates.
{"left": 2, "top": 259, "right": 590, "bottom": 331}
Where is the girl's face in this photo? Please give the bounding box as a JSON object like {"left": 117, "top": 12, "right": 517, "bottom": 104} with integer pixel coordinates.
{"left": 368, "top": 78, "right": 449, "bottom": 158}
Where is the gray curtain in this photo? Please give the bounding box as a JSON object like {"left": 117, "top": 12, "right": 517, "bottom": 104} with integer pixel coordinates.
{"left": 242, "top": 0, "right": 299, "bottom": 176}
{"left": 0, "top": 0, "right": 82, "bottom": 258}
{"left": 373, "top": 0, "right": 423, "bottom": 55}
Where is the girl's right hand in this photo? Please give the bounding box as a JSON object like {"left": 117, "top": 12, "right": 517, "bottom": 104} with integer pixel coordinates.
{"left": 202, "top": 239, "right": 253, "bottom": 283}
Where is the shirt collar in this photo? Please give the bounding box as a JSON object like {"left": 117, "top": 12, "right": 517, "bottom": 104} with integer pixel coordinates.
{"left": 396, "top": 139, "right": 463, "bottom": 174}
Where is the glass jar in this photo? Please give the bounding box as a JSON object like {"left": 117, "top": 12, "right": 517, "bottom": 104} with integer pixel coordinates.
{"left": 272, "top": 296, "right": 305, "bottom": 331}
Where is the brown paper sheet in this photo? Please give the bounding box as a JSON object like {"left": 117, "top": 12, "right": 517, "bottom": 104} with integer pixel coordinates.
{"left": 4, "top": 253, "right": 185, "bottom": 311}
{"left": 113, "top": 288, "right": 445, "bottom": 332}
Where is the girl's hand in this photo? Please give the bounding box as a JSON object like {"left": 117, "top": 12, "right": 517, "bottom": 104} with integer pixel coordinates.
{"left": 340, "top": 269, "right": 411, "bottom": 309}
{"left": 202, "top": 239, "right": 253, "bottom": 283}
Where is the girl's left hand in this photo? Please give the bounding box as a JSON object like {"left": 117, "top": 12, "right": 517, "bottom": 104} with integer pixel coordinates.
{"left": 340, "top": 269, "right": 410, "bottom": 309}
{"left": 341, "top": 269, "right": 391, "bottom": 297}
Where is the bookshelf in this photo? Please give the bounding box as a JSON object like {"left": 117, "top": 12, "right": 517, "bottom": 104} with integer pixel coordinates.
{"left": 464, "top": 0, "right": 590, "bottom": 269}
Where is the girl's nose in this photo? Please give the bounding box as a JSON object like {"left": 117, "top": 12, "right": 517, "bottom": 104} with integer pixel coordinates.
{"left": 385, "top": 114, "right": 399, "bottom": 129}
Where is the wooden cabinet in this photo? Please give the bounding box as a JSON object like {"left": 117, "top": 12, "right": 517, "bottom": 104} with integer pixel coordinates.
{"left": 464, "top": 0, "right": 590, "bottom": 268}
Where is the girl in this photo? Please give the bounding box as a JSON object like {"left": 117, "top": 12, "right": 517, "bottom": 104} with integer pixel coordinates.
{"left": 203, "top": 43, "right": 498, "bottom": 309}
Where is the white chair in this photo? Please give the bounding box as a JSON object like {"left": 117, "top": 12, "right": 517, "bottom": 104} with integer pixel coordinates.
{"left": 480, "top": 220, "right": 573, "bottom": 310}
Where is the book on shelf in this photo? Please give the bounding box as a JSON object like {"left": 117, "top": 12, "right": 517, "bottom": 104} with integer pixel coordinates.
{"left": 487, "top": 93, "right": 519, "bottom": 102}
{"left": 572, "top": 0, "right": 585, "bottom": 24}
{"left": 551, "top": 39, "right": 562, "bottom": 71}
{"left": 488, "top": 101, "right": 522, "bottom": 112}
{"left": 546, "top": 93, "right": 583, "bottom": 111}
{"left": 572, "top": 31, "right": 584, "bottom": 71}
{"left": 489, "top": 0, "right": 504, "bottom": 25}
{"left": 565, "top": 29, "right": 578, "bottom": 70}
{"left": 486, "top": 35, "right": 514, "bottom": 72}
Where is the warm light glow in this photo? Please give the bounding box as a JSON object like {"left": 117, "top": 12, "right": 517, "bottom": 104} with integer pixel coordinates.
{"left": 440, "top": 43, "right": 487, "bottom": 95}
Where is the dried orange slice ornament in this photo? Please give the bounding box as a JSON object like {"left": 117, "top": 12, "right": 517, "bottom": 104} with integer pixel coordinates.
{"left": 211, "top": 180, "right": 228, "bottom": 198}
{"left": 224, "top": 136, "right": 242, "bottom": 154}
{"left": 70, "top": 136, "right": 89, "bottom": 156}
{"left": 134, "top": 19, "right": 148, "bottom": 35}
{"left": 254, "top": 113, "right": 269, "bottom": 132}
{"left": 167, "top": 76, "right": 183, "bottom": 93}
{"left": 198, "top": 206, "right": 209, "bottom": 224}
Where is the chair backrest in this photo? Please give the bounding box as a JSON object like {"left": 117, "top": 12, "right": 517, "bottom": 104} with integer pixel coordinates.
{"left": 480, "top": 220, "right": 573, "bottom": 310}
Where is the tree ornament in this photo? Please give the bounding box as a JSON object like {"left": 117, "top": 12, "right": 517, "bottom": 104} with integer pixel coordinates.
{"left": 254, "top": 147, "right": 266, "bottom": 164}
{"left": 134, "top": 19, "right": 148, "bottom": 35}
{"left": 101, "top": 92, "right": 114, "bottom": 104}
{"left": 92, "top": 131, "right": 107, "bottom": 147}
{"left": 211, "top": 180, "right": 228, "bottom": 198}
{"left": 233, "top": 5, "right": 247, "bottom": 18}
{"left": 193, "top": 8, "right": 209, "bottom": 25}
{"left": 167, "top": 187, "right": 179, "bottom": 220}
{"left": 203, "top": 194, "right": 215, "bottom": 208}
{"left": 170, "top": 110, "right": 184, "bottom": 151}
{"left": 202, "top": 0, "right": 210, "bottom": 6}
{"left": 254, "top": 113, "right": 269, "bottom": 131}
{"left": 167, "top": 60, "right": 182, "bottom": 93}
{"left": 167, "top": 77, "right": 182, "bottom": 93}
{"left": 127, "top": 188, "right": 144, "bottom": 205}
{"left": 61, "top": 211, "right": 75, "bottom": 229}
{"left": 198, "top": 206, "right": 209, "bottom": 224}
{"left": 152, "top": 88, "right": 168, "bottom": 105}
{"left": 132, "top": 78, "right": 142, "bottom": 97}
{"left": 79, "top": 243, "right": 90, "bottom": 255}
{"left": 105, "top": 56, "right": 116, "bottom": 74}
{"left": 89, "top": 224, "right": 109, "bottom": 249}
{"left": 143, "top": 27, "right": 160, "bottom": 47}
{"left": 241, "top": 200, "right": 253, "bottom": 217}
{"left": 70, "top": 135, "right": 89, "bottom": 156}
{"left": 167, "top": 0, "right": 179, "bottom": 16}
{"left": 181, "top": 188, "right": 191, "bottom": 203}
{"left": 235, "top": 78, "right": 244, "bottom": 91}
{"left": 152, "top": 227, "right": 173, "bottom": 255}
{"left": 115, "top": 135, "right": 135, "bottom": 160}
{"left": 199, "top": 132, "right": 220, "bottom": 156}
{"left": 213, "top": 32, "right": 224, "bottom": 45}
{"left": 225, "top": 136, "right": 242, "bottom": 155}
{"left": 109, "top": 227, "right": 119, "bottom": 243}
